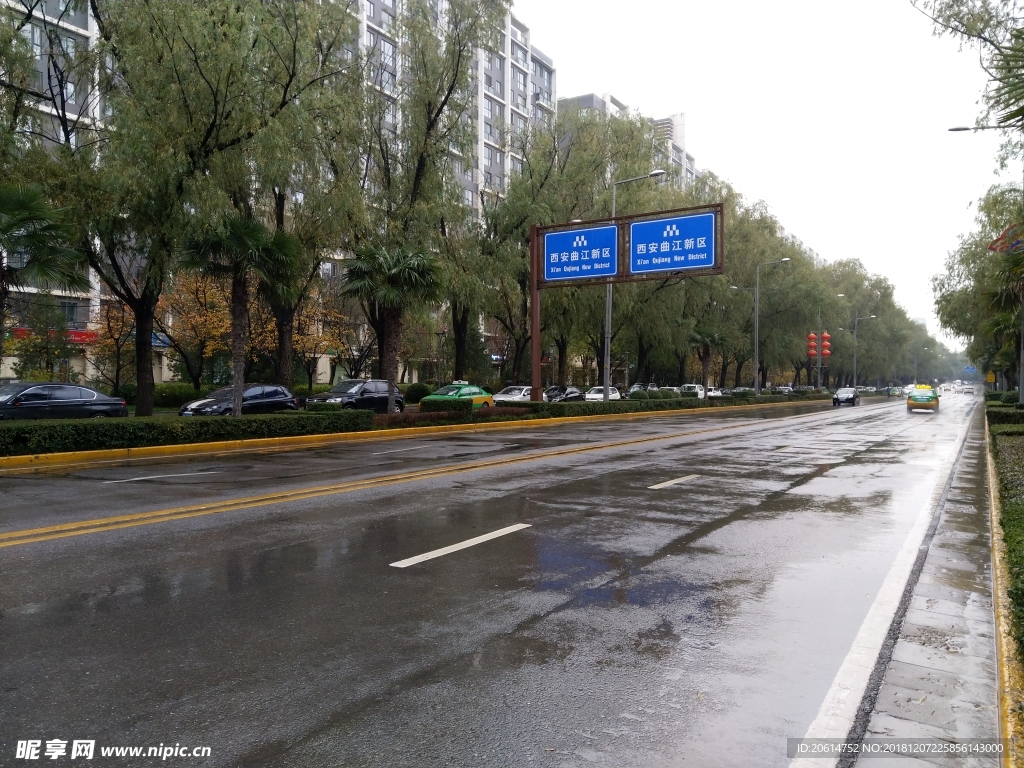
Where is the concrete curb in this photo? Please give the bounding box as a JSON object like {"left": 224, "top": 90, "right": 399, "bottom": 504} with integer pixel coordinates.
{"left": 0, "top": 398, "right": 836, "bottom": 474}
{"left": 985, "top": 414, "right": 1024, "bottom": 768}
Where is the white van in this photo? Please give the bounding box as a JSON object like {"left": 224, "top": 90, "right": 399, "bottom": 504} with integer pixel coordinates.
{"left": 680, "top": 384, "right": 706, "bottom": 400}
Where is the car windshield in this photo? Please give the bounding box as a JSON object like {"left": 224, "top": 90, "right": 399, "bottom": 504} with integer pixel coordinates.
{"left": 498, "top": 387, "right": 525, "bottom": 395}
{"left": 681, "top": 385, "right": 696, "bottom": 391}
{"left": 837, "top": 388, "right": 856, "bottom": 395}
{"left": 329, "top": 380, "right": 365, "bottom": 394}
{"left": 204, "top": 387, "right": 234, "bottom": 400}
{"left": 0, "top": 383, "right": 26, "bottom": 403}
{"left": 587, "top": 387, "right": 609, "bottom": 394}
{"left": 433, "top": 386, "right": 462, "bottom": 396}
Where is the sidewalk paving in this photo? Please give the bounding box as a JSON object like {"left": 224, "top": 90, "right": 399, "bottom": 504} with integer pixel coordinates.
{"left": 862, "top": 410, "right": 1000, "bottom": 766}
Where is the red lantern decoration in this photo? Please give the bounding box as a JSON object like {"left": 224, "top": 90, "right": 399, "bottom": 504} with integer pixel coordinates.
{"left": 822, "top": 349, "right": 831, "bottom": 357}
{"left": 807, "top": 333, "right": 818, "bottom": 341}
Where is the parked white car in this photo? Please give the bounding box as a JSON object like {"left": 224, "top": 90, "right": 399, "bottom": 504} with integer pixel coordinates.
{"left": 585, "top": 386, "right": 620, "bottom": 401}
{"left": 680, "top": 384, "right": 706, "bottom": 399}
{"left": 706, "top": 387, "right": 723, "bottom": 398}
{"left": 493, "top": 386, "right": 544, "bottom": 404}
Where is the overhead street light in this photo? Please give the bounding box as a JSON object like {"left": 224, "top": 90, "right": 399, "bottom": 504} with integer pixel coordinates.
{"left": 950, "top": 123, "right": 1024, "bottom": 405}
{"left": 851, "top": 315, "right": 876, "bottom": 387}
{"left": 602, "top": 169, "right": 666, "bottom": 401}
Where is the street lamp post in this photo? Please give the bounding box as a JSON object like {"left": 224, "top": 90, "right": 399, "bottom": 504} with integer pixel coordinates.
{"left": 950, "top": 125, "right": 1024, "bottom": 406}
{"left": 752, "top": 258, "right": 791, "bottom": 394}
{"left": 851, "top": 315, "right": 876, "bottom": 387}
{"left": 815, "top": 294, "right": 844, "bottom": 389}
{"left": 604, "top": 169, "right": 666, "bottom": 401}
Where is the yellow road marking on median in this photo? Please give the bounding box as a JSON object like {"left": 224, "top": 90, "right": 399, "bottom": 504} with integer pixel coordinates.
{"left": 0, "top": 421, "right": 758, "bottom": 549}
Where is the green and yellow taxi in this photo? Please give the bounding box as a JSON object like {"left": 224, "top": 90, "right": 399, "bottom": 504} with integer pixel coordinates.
{"left": 419, "top": 381, "right": 494, "bottom": 409}
{"left": 907, "top": 384, "right": 939, "bottom": 413}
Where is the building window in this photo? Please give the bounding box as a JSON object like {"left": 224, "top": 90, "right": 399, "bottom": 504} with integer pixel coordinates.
{"left": 484, "top": 146, "right": 492, "bottom": 166}
{"left": 366, "top": 0, "right": 375, "bottom": 17}
{"left": 484, "top": 122, "right": 494, "bottom": 139}
{"left": 380, "top": 38, "right": 395, "bottom": 68}
{"left": 511, "top": 158, "right": 523, "bottom": 176}
{"left": 463, "top": 188, "right": 474, "bottom": 206}
{"left": 514, "top": 68, "right": 526, "bottom": 90}
{"left": 484, "top": 97, "right": 492, "bottom": 119}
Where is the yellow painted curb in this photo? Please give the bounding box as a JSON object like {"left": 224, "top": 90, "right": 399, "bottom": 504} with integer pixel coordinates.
{"left": 985, "top": 416, "right": 1023, "bottom": 767}
{"left": 0, "top": 398, "right": 835, "bottom": 475}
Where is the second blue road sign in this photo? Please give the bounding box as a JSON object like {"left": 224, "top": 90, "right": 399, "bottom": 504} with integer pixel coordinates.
{"left": 630, "top": 211, "right": 716, "bottom": 275}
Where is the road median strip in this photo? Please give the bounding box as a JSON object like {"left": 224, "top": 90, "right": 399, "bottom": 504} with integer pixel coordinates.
{"left": 0, "top": 398, "right": 840, "bottom": 475}
{"left": 0, "top": 410, "right": 859, "bottom": 548}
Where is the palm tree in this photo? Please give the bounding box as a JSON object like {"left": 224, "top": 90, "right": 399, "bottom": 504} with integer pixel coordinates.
{"left": 0, "top": 185, "right": 86, "bottom": 362}
{"left": 185, "top": 216, "right": 299, "bottom": 416}
{"left": 343, "top": 245, "right": 440, "bottom": 413}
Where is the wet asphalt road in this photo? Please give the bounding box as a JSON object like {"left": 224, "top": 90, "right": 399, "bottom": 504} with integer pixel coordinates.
{"left": 0, "top": 396, "right": 980, "bottom": 767}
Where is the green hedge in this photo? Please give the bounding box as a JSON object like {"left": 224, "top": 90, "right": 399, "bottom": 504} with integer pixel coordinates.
{"left": 988, "top": 407, "right": 1024, "bottom": 425}
{"left": 404, "top": 382, "right": 432, "bottom": 404}
{"left": 528, "top": 398, "right": 707, "bottom": 418}
{"left": 986, "top": 391, "right": 1005, "bottom": 403}
{"left": 1001, "top": 391, "right": 1021, "bottom": 405}
{"left": 628, "top": 390, "right": 650, "bottom": 401}
{"left": 0, "top": 410, "right": 374, "bottom": 457}
{"left": 418, "top": 396, "right": 473, "bottom": 414}
{"left": 992, "top": 433, "right": 1024, "bottom": 666}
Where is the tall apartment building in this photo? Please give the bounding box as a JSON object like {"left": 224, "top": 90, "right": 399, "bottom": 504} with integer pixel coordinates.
{"left": 1, "top": 0, "right": 102, "bottom": 380}
{"left": 361, "top": 3, "right": 556, "bottom": 212}
{"left": 558, "top": 93, "right": 700, "bottom": 190}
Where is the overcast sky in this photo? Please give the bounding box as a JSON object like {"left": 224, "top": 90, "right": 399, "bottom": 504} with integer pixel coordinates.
{"left": 511, "top": 0, "right": 1010, "bottom": 349}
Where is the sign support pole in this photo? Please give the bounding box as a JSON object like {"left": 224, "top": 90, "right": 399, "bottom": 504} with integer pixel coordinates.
{"left": 530, "top": 225, "right": 543, "bottom": 402}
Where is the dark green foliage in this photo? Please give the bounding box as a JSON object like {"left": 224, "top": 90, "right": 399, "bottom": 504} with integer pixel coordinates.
{"left": 372, "top": 407, "right": 531, "bottom": 429}
{"left": 291, "top": 385, "right": 333, "bottom": 398}
{"left": 0, "top": 410, "right": 374, "bottom": 457}
{"left": 986, "top": 391, "right": 1006, "bottom": 403}
{"left": 1001, "top": 391, "right": 1020, "bottom": 405}
{"left": 678, "top": 390, "right": 698, "bottom": 398}
{"left": 115, "top": 382, "right": 218, "bottom": 408}
{"left": 404, "top": 382, "right": 432, "bottom": 404}
{"left": 628, "top": 390, "right": 649, "bottom": 401}
{"left": 418, "top": 396, "right": 473, "bottom": 413}
{"left": 118, "top": 382, "right": 139, "bottom": 405}
{"left": 304, "top": 402, "right": 347, "bottom": 412}
{"left": 730, "top": 389, "right": 755, "bottom": 399}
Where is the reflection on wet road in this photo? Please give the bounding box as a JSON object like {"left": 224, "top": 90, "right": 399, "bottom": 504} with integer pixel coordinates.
{"left": 0, "top": 397, "right": 979, "bottom": 766}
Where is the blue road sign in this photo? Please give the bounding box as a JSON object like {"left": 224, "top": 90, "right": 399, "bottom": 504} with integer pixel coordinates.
{"left": 964, "top": 366, "right": 977, "bottom": 375}
{"left": 543, "top": 225, "right": 618, "bottom": 281}
{"left": 629, "top": 212, "right": 716, "bottom": 275}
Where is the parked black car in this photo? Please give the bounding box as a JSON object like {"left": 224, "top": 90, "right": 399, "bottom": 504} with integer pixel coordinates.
{"left": 546, "top": 386, "right": 585, "bottom": 403}
{"left": 0, "top": 382, "right": 128, "bottom": 420}
{"left": 179, "top": 385, "right": 298, "bottom": 416}
{"left": 304, "top": 379, "right": 404, "bottom": 413}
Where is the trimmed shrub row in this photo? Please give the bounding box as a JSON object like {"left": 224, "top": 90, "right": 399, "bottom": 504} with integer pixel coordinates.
{"left": 404, "top": 382, "right": 433, "bottom": 404}
{"left": 419, "top": 397, "right": 473, "bottom": 414}
{"left": 987, "top": 407, "right": 1024, "bottom": 425}
{"left": 0, "top": 410, "right": 374, "bottom": 457}
{"left": 1001, "top": 391, "right": 1022, "bottom": 405}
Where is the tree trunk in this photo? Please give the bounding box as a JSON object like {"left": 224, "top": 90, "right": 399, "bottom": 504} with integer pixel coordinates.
{"left": 452, "top": 304, "right": 470, "bottom": 381}
{"left": 231, "top": 263, "right": 248, "bottom": 417}
{"left": 272, "top": 304, "right": 296, "bottom": 389}
{"left": 636, "top": 333, "right": 652, "bottom": 387}
{"left": 510, "top": 335, "right": 529, "bottom": 384}
{"left": 556, "top": 335, "right": 569, "bottom": 387}
{"left": 0, "top": 285, "right": 8, "bottom": 363}
{"left": 133, "top": 294, "right": 159, "bottom": 417}
{"left": 383, "top": 307, "right": 402, "bottom": 413}
{"left": 734, "top": 358, "right": 746, "bottom": 389}
{"left": 719, "top": 355, "right": 730, "bottom": 389}
{"left": 677, "top": 352, "right": 686, "bottom": 386}
{"left": 700, "top": 343, "right": 711, "bottom": 390}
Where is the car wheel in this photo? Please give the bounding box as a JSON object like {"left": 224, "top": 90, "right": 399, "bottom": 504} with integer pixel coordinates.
{"left": 481, "top": 402, "right": 489, "bottom": 408}
{"left": 392, "top": 402, "right": 402, "bottom": 413}
{"left": 91, "top": 413, "right": 107, "bottom": 419}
